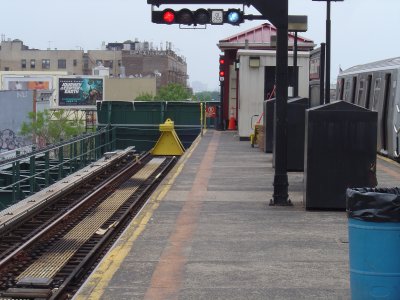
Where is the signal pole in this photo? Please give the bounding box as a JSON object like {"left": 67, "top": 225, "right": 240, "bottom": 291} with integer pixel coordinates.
{"left": 147, "top": 0, "right": 292, "bottom": 206}
{"left": 312, "top": 0, "right": 344, "bottom": 103}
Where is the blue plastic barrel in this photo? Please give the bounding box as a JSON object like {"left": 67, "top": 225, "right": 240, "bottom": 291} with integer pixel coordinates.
{"left": 347, "top": 187, "right": 400, "bottom": 300}
{"left": 348, "top": 218, "right": 400, "bottom": 299}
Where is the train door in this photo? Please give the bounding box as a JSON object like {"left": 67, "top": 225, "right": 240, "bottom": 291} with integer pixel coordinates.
{"left": 365, "top": 75, "right": 373, "bottom": 109}
{"left": 382, "top": 73, "right": 391, "bottom": 152}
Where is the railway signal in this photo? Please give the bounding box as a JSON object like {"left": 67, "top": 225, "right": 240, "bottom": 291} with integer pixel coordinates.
{"left": 151, "top": 8, "right": 244, "bottom": 25}
{"left": 219, "top": 56, "right": 226, "bottom": 82}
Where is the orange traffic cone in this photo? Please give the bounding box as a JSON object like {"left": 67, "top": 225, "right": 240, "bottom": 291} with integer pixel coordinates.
{"left": 228, "top": 116, "right": 236, "bottom": 130}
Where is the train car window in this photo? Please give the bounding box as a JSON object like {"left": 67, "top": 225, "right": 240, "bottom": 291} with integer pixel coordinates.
{"left": 357, "top": 79, "right": 364, "bottom": 105}
{"left": 365, "top": 75, "right": 373, "bottom": 109}
{"left": 344, "top": 80, "right": 350, "bottom": 101}
{"left": 382, "top": 74, "right": 391, "bottom": 151}
{"left": 372, "top": 78, "right": 381, "bottom": 111}
{"left": 339, "top": 78, "right": 344, "bottom": 100}
{"left": 351, "top": 77, "right": 357, "bottom": 104}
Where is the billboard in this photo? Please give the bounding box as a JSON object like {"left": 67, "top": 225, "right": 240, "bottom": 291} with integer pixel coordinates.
{"left": 58, "top": 77, "right": 103, "bottom": 106}
{"left": 3, "top": 77, "right": 52, "bottom": 91}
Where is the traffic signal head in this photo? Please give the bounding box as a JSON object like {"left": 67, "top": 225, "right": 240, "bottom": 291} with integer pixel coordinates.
{"left": 153, "top": 8, "right": 210, "bottom": 25}
{"left": 152, "top": 8, "right": 243, "bottom": 26}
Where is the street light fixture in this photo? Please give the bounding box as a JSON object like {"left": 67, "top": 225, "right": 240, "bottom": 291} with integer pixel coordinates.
{"left": 288, "top": 15, "right": 308, "bottom": 97}
{"left": 312, "top": 0, "right": 344, "bottom": 103}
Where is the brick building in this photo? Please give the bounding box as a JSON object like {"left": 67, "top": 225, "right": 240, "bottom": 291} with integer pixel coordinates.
{"left": 0, "top": 38, "right": 188, "bottom": 90}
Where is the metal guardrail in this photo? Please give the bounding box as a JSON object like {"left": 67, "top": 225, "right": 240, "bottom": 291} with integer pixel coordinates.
{"left": 0, "top": 126, "right": 117, "bottom": 206}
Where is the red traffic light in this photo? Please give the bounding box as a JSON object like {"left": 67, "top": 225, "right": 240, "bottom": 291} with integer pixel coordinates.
{"left": 219, "top": 58, "right": 225, "bottom": 65}
{"left": 219, "top": 70, "right": 225, "bottom": 77}
{"left": 162, "top": 9, "right": 176, "bottom": 24}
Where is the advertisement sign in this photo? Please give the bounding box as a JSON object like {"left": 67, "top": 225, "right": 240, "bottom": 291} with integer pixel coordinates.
{"left": 309, "top": 48, "right": 321, "bottom": 81}
{"left": 58, "top": 77, "right": 103, "bottom": 106}
{"left": 4, "top": 77, "right": 52, "bottom": 91}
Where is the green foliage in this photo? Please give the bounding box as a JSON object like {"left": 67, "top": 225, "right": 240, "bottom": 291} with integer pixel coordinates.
{"left": 135, "top": 93, "right": 155, "bottom": 101}
{"left": 20, "top": 109, "right": 85, "bottom": 146}
{"left": 193, "top": 90, "right": 220, "bottom": 102}
{"left": 153, "top": 83, "right": 192, "bottom": 101}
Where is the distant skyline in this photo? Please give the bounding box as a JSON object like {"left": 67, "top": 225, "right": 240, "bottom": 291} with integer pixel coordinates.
{"left": 1, "top": 0, "right": 400, "bottom": 91}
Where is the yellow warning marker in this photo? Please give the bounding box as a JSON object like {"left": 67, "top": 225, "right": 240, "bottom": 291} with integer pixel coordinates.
{"left": 151, "top": 118, "right": 185, "bottom": 156}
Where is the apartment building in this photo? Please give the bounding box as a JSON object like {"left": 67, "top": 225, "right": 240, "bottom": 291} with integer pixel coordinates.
{"left": 0, "top": 38, "right": 188, "bottom": 89}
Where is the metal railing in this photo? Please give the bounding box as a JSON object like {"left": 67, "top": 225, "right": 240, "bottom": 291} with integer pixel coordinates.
{"left": 0, "top": 126, "right": 116, "bottom": 206}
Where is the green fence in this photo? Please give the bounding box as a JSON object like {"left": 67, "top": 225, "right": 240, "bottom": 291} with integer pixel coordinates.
{"left": 0, "top": 127, "right": 115, "bottom": 209}
{"left": 97, "top": 101, "right": 219, "bottom": 152}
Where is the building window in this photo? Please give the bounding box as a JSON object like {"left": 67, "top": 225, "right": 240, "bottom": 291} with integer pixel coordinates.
{"left": 73, "top": 59, "right": 77, "bottom": 66}
{"left": 31, "top": 59, "right": 36, "bottom": 69}
{"left": 42, "top": 59, "right": 50, "bottom": 69}
{"left": 4, "top": 67, "right": 9, "bottom": 71}
{"left": 83, "top": 56, "right": 89, "bottom": 71}
{"left": 58, "top": 59, "right": 66, "bottom": 69}
{"left": 21, "top": 59, "right": 27, "bottom": 69}
{"left": 96, "top": 60, "right": 103, "bottom": 66}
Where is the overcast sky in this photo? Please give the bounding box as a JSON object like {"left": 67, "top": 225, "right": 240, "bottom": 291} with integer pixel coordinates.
{"left": 1, "top": 0, "right": 399, "bottom": 91}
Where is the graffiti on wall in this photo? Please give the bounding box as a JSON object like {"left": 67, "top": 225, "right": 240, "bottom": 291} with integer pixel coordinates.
{"left": 0, "top": 129, "right": 26, "bottom": 151}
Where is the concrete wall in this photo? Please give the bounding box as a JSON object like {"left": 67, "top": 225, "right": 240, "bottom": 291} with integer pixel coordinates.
{"left": 0, "top": 91, "right": 34, "bottom": 152}
{"left": 237, "top": 49, "right": 310, "bottom": 138}
{"left": 104, "top": 78, "right": 156, "bottom": 101}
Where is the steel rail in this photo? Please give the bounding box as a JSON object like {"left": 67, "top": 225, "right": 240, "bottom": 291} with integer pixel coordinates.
{"left": 51, "top": 156, "right": 176, "bottom": 299}
{"left": 0, "top": 152, "right": 151, "bottom": 269}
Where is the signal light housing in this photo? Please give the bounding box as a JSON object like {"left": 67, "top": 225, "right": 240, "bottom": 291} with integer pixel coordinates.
{"left": 219, "top": 55, "right": 226, "bottom": 82}
{"left": 152, "top": 8, "right": 244, "bottom": 26}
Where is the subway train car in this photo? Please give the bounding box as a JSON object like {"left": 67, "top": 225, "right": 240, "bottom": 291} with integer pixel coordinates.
{"left": 336, "top": 57, "right": 400, "bottom": 160}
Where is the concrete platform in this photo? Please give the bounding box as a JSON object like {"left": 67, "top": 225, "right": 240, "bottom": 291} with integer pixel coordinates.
{"left": 74, "top": 130, "right": 400, "bottom": 300}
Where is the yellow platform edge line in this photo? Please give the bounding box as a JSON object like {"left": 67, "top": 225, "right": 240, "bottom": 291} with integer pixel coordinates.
{"left": 377, "top": 154, "right": 399, "bottom": 166}
{"left": 73, "top": 131, "right": 205, "bottom": 300}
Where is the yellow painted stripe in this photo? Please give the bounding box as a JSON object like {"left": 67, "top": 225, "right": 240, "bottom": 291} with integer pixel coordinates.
{"left": 73, "top": 134, "right": 203, "bottom": 300}
{"left": 377, "top": 154, "right": 399, "bottom": 166}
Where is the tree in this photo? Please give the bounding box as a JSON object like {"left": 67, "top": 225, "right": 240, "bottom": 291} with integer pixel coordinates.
{"left": 20, "top": 109, "right": 85, "bottom": 148}
{"left": 153, "top": 83, "right": 192, "bottom": 101}
{"left": 193, "top": 90, "right": 220, "bottom": 102}
{"left": 135, "top": 92, "right": 155, "bottom": 101}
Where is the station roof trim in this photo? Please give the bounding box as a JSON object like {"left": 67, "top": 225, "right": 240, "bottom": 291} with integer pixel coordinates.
{"left": 218, "top": 22, "right": 314, "bottom": 49}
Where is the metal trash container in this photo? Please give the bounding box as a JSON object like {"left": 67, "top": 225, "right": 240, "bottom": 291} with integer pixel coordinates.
{"left": 347, "top": 187, "right": 400, "bottom": 300}
{"left": 304, "top": 101, "right": 377, "bottom": 210}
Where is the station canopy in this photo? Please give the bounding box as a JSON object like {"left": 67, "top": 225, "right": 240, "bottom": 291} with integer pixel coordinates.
{"left": 218, "top": 22, "right": 315, "bottom": 51}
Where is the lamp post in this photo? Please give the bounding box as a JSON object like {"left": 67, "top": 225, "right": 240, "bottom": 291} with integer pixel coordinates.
{"left": 288, "top": 15, "right": 308, "bottom": 98}
{"left": 312, "top": 0, "right": 343, "bottom": 103}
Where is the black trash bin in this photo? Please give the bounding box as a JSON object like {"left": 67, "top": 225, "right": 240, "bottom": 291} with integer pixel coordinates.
{"left": 347, "top": 187, "right": 400, "bottom": 300}
{"left": 304, "top": 101, "right": 378, "bottom": 210}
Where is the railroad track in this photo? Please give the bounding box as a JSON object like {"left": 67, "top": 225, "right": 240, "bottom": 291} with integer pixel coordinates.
{"left": 0, "top": 150, "right": 140, "bottom": 260}
{"left": 0, "top": 153, "right": 176, "bottom": 299}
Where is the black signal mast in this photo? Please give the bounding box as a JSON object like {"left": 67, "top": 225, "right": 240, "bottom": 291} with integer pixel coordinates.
{"left": 148, "top": 0, "right": 292, "bottom": 206}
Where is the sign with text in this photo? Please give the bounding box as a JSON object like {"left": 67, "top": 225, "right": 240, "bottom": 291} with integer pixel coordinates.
{"left": 58, "top": 77, "right": 103, "bottom": 106}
